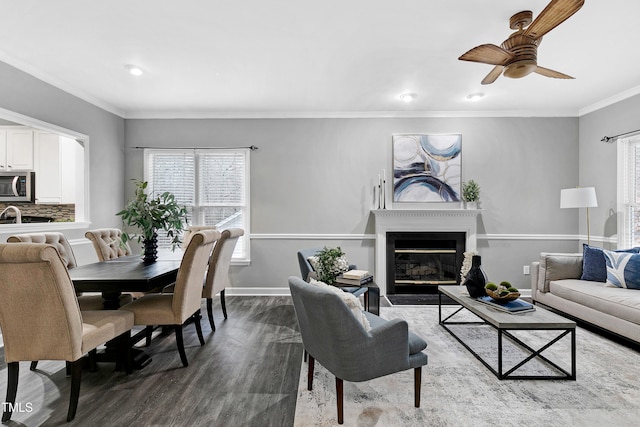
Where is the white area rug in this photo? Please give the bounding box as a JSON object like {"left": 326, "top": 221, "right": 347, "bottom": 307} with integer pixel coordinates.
{"left": 294, "top": 306, "right": 640, "bottom": 426}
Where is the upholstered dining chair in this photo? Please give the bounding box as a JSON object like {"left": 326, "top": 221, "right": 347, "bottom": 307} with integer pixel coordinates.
{"left": 203, "top": 228, "right": 244, "bottom": 331}
{"left": 120, "top": 229, "right": 218, "bottom": 367}
{"left": 297, "top": 247, "right": 368, "bottom": 299}
{"left": 7, "top": 232, "right": 132, "bottom": 311}
{"left": 84, "top": 228, "right": 133, "bottom": 261}
{"left": 0, "top": 243, "right": 134, "bottom": 422}
{"left": 7, "top": 232, "right": 132, "bottom": 310}
{"left": 84, "top": 227, "right": 155, "bottom": 302}
{"left": 288, "top": 276, "right": 428, "bottom": 424}
{"left": 182, "top": 225, "right": 216, "bottom": 248}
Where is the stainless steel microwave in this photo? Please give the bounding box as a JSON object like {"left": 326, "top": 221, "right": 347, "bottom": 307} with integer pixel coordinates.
{"left": 0, "top": 172, "right": 35, "bottom": 202}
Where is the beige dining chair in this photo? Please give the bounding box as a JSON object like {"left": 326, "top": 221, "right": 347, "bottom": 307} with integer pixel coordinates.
{"left": 84, "top": 228, "right": 153, "bottom": 300}
{"left": 203, "top": 228, "right": 244, "bottom": 331}
{"left": 120, "top": 229, "right": 219, "bottom": 367}
{"left": 84, "top": 228, "right": 133, "bottom": 261}
{"left": 182, "top": 225, "right": 216, "bottom": 248}
{"left": 7, "top": 232, "right": 132, "bottom": 311}
{"left": 0, "top": 242, "right": 134, "bottom": 422}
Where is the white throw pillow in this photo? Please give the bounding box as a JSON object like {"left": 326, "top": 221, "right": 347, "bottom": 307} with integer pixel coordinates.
{"left": 309, "top": 279, "right": 371, "bottom": 331}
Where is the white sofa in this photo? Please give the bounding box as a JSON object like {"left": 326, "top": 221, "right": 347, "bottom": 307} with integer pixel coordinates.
{"left": 531, "top": 252, "right": 640, "bottom": 344}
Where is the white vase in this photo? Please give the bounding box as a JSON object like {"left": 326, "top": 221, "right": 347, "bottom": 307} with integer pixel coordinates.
{"left": 465, "top": 201, "right": 478, "bottom": 210}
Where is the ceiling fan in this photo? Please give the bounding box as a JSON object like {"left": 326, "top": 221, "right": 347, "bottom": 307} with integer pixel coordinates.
{"left": 458, "top": 0, "right": 584, "bottom": 85}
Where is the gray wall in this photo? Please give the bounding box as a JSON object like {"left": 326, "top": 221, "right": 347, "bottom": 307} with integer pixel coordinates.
{"left": 0, "top": 61, "right": 125, "bottom": 247}
{"left": 579, "top": 93, "right": 640, "bottom": 249}
{"left": 126, "top": 117, "right": 580, "bottom": 292}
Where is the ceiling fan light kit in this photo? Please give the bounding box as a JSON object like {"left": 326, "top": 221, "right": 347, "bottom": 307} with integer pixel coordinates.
{"left": 458, "top": 0, "right": 584, "bottom": 85}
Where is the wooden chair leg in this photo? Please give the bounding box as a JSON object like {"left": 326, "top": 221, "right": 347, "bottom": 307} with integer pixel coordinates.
{"left": 118, "top": 331, "right": 133, "bottom": 375}
{"left": 307, "top": 355, "right": 315, "bottom": 391}
{"left": 335, "top": 377, "right": 344, "bottom": 425}
{"left": 414, "top": 367, "right": 422, "bottom": 408}
{"left": 67, "top": 359, "right": 83, "bottom": 422}
{"left": 194, "top": 312, "right": 205, "bottom": 346}
{"left": 2, "top": 362, "right": 19, "bottom": 422}
{"left": 88, "top": 349, "right": 98, "bottom": 372}
{"left": 145, "top": 325, "right": 154, "bottom": 346}
{"left": 220, "top": 289, "right": 228, "bottom": 319}
{"left": 30, "top": 361, "right": 38, "bottom": 371}
{"left": 175, "top": 325, "right": 189, "bottom": 367}
{"left": 207, "top": 298, "right": 216, "bottom": 331}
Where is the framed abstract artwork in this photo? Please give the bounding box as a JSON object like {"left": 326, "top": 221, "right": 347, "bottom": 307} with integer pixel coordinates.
{"left": 392, "top": 134, "right": 462, "bottom": 202}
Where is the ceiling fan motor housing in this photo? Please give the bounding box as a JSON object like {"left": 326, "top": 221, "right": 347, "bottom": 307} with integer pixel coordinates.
{"left": 501, "top": 34, "right": 539, "bottom": 78}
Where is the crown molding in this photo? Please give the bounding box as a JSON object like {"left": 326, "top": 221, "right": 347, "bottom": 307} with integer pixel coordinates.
{"left": 579, "top": 84, "right": 640, "bottom": 116}
{"left": 122, "top": 109, "right": 580, "bottom": 119}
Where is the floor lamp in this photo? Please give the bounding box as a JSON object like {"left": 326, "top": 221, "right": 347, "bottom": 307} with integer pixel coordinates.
{"left": 560, "top": 187, "right": 598, "bottom": 245}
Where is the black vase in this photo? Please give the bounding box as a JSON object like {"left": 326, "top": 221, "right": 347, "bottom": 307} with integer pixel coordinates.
{"left": 464, "top": 255, "right": 487, "bottom": 298}
{"left": 142, "top": 232, "right": 158, "bottom": 263}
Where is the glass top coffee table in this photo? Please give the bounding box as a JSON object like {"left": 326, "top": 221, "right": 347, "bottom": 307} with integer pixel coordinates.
{"left": 438, "top": 285, "right": 576, "bottom": 380}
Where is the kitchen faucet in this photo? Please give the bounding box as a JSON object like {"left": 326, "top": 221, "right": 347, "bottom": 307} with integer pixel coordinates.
{"left": 0, "top": 206, "right": 22, "bottom": 224}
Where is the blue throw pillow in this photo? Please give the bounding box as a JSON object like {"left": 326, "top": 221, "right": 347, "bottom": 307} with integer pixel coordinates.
{"left": 604, "top": 250, "right": 640, "bottom": 289}
{"left": 581, "top": 244, "right": 639, "bottom": 282}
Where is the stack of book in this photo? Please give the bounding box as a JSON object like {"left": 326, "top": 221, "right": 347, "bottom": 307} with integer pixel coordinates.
{"left": 476, "top": 295, "right": 535, "bottom": 313}
{"left": 335, "top": 270, "right": 373, "bottom": 286}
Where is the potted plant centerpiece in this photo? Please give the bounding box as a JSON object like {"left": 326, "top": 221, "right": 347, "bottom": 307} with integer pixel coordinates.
{"left": 117, "top": 180, "right": 188, "bottom": 262}
{"left": 313, "top": 246, "right": 350, "bottom": 285}
{"left": 462, "top": 179, "right": 480, "bottom": 209}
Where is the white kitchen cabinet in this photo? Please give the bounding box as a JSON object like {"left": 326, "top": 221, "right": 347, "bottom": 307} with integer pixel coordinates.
{"left": 34, "top": 132, "right": 78, "bottom": 204}
{"left": 0, "top": 128, "right": 34, "bottom": 171}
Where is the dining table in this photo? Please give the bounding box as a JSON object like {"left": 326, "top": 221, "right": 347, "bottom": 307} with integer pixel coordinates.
{"left": 69, "top": 251, "right": 184, "bottom": 369}
{"left": 70, "top": 255, "right": 182, "bottom": 308}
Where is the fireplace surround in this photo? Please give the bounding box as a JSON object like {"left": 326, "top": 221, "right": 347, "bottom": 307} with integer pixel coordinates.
{"left": 372, "top": 209, "right": 481, "bottom": 296}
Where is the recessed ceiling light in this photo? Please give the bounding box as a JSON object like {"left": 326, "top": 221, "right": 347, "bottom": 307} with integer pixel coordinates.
{"left": 125, "top": 64, "right": 144, "bottom": 76}
{"left": 466, "top": 93, "right": 485, "bottom": 102}
{"left": 399, "top": 93, "right": 416, "bottom": 103}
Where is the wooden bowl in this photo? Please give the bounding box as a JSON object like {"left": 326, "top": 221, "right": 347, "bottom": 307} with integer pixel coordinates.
{"left": 485, "top": 288, "right": 520, "bottom": 303}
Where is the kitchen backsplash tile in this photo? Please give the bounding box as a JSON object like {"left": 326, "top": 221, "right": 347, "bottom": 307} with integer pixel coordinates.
{"left": 0, "top": 203, "right": 75, "bottom": 222}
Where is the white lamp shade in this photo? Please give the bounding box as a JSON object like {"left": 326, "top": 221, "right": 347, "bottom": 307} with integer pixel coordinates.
{"left": 560, "top": 187, "right": 598, "bottom": 209}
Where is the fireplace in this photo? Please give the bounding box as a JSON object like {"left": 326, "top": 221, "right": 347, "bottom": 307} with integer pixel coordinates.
{"left": 372, "top": 209, "right": 481, "bottom": 296}
{"left": 386, "top": 232, "right": 465, "bottom": 294}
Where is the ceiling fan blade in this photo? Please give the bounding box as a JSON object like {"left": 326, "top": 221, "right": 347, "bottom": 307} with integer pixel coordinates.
{"left": 534, "top": 66, "right": 574, "bottom": 79}
{"left": 523, "top": 0, "right": 584, "bottom": 39}
{"left": 481, "top": 66, "right": 504, "bottom": 85}
{"left": 459, "top": 44, "right": 514, "bottom": 65}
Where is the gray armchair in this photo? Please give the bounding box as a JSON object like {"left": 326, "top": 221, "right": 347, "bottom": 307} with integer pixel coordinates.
{"left": 288, "top": 276, "right": 428, "bottom": 424}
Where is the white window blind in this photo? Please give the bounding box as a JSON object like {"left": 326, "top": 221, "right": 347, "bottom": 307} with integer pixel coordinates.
{"left": 144, "top": 148, "right": 250, "bottom": 261}
{"left": 618, "top": 137, "right": 640, "bottom": 248}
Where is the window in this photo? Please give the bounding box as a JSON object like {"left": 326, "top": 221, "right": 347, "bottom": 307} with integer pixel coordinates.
{"left": 144, "top": 148, "right": 250, "bottom": 262}
{"left": 618, "top": 136, "right": 640, "bottom": 248}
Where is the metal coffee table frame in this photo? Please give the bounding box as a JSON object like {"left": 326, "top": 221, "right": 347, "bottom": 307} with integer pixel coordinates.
{"left": 438, "top": 286, "right": 576, "bottom": 380}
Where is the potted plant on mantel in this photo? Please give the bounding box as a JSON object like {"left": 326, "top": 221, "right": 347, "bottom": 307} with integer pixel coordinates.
{"left": 117, "top": 180, "right": 188, "bottom": 262}
{"left": 461, "top": 179, "right": 480, "bottom": 209}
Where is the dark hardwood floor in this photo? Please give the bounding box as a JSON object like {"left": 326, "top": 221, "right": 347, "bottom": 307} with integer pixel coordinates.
{"left": 0, "top": 296, "right": 303, "bottom": 426}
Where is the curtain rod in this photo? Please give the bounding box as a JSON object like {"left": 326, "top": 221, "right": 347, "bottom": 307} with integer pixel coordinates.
{"left": 601, "top": 130, "right": 640, "bottom": 143}
{"left": 134, "top": 145, "right": 259, "bottom": 150}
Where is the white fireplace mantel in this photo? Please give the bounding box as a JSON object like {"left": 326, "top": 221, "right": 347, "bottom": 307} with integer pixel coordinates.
{"left": 372, "top": 209, "right": 482, "bottom": 295}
